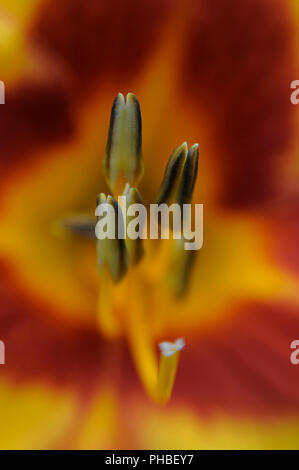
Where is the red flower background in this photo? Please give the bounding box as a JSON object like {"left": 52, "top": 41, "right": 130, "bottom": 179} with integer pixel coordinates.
{"left": 0, "top": 0, "right": 299, "bottom": 449}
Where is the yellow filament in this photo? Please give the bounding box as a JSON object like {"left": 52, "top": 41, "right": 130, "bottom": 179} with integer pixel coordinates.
{"left": 97, "top": 266, "right": 182, "bottom": 403}
{"left": 126, "top": 275, "right": 158, "bottom": 399}
{"left": 97, "top": 271, "right": 121, "bottom": 340}
{"left": 126, "top": 272, "right": 181, "bottom": 404}
{"left": 156, "top": 352, "right": 179, "bottom": 404}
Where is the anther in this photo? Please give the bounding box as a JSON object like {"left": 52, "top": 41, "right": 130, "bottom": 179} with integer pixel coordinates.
{"left": 95, "top": 193, "right": 128, "bottom": 283}
{"left": 157, "top": 142, "right": 199, "bottom": 207}
{"left": 104, "top": 93, "right": 144, "bottom": 195}
{"left": 123, "top": 183, "right": 145, "bottom": 266}
{"left": 177, "top": 144, "right": 199, "bottom": 205}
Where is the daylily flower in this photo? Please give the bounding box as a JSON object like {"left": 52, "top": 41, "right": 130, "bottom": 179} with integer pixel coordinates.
{"left": 0, "top": 0, "right": 299, "bottom": 450}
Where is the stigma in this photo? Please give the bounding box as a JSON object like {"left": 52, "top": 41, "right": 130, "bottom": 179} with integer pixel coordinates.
{"left": 159, "top": 338, "right": 186, "bottom": 357}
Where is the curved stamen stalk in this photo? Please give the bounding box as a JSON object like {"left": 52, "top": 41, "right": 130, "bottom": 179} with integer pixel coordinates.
{"left": 123, "top": 183, "right": 145, "bottom": 266}
{"left": 126, "top": 272, "right": 185, "bottom": 404}
{"left": 157, "top": 338, "right": 185, "bottom": 403}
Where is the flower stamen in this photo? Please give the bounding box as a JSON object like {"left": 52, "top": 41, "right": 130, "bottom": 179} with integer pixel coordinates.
{"left": 104, "top": 92, "right": 144, "bottom": 195}
{"left": 55, "top": 92, "right": 197, "bottom": 403}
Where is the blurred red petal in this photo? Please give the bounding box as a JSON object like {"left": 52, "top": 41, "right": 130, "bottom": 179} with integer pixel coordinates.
{"left": 182, "top": 0, "right": 296, "bottom": 207}
{"left": 0, "top": 78, "right": 75, "bottom": 178}
{"left": 0, "top": 259, "right": 110, "bottom": 394}
{"left": 263, "top": 200, "right": 299, "bottom": 277}
{"left": 173, "top": 302, "right": 299, "bottom": 418}
{"left": 31, "top": 0, "right": 172, "bottom": 92}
